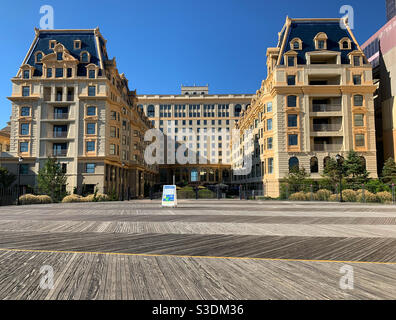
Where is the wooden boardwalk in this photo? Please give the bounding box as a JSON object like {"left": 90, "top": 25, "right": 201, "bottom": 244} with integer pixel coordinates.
{"left": 0, "top": 200, "right": 395, "bottom": 300}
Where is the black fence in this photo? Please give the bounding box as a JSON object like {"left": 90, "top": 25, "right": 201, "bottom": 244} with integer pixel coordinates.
{"left": 0, "top": 187, "right": 19, "bottom": 206}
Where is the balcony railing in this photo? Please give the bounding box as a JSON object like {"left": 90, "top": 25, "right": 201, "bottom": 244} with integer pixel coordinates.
{"left": 312, "top": 124, "right": 342, "bottom": 132}
{"left": 52, "top": 131, "right": 68, "bottom": 138}
{"left": 53, "top": 113, "right": 69, "bottom": 120}
{"left": 312, "top": 104, "right": 342, "bottom": 112}
{"left": 52, "top": 149, "right": 68, "bottom": 157}
{"left": 313, "top": 144, "right": 343, "bottom": 152}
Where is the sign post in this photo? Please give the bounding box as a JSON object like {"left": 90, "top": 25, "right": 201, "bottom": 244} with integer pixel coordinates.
{"left": 162, "top": 185, "right": 177, "bottom": 207}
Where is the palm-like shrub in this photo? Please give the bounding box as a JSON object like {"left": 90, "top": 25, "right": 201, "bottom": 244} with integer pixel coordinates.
{"left": 342, "top": 189, "right": 357, "bottom": 202}
{"left": 289, "top": 192, "right": 308, "bottom": 201}
{"left": 376, "top": 191, "right": 392, "bottom": 204}
{"left": 316, "top": 189, "right": 332, "bottom": 201}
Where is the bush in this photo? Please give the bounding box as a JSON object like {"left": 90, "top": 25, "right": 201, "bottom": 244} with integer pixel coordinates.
{"left": 329, "top": 194, "right": 339, "bottom": 202}
{"left": 62, "top": 194, "right": 84, "bottom": 203}
{"left": 198, "top": 189, "right": 215, "bottom": 199}
{"left": 316, "top": 189, "right": 332, "bottom": 201}
{"left": 356, "top": 190, "right": 378, "bottom": 203}
{"left": 37, "top": 195, "right": 53, "bottom": 204}
{"left": 376, "top": 191, "right": 393, "bottom": 204}
{"left": 19, "top": 194, "right": 53, "bottom": 205}
{"left": 342, "top": 189, "right": 357, "bottom": 202}
{"left": 289, "top": 192, "right": 308, "bottom": 201}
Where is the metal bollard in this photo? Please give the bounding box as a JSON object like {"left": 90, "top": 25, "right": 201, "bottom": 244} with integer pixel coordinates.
{"left": 310, "top": 184, "right": 313, "bottom": 201}
{"left": 362, "top": 184, "right": 365, "bottom": 203}
{"left": 392, "top": 184, "right": 395, "bottom": 204}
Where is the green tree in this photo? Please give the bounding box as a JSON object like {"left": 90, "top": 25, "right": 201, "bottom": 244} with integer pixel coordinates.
{"left": 283, "top": 166, "right": 311, "bottom": 193}
{"left": 344, "top": 150, "right": 369, "bottom": 189}
{"left": 37, "top": 158, "right": 68, "bottom": 202}
{"left": 0, "top": 167, "right": 16, "bottom": 188}
{"left": 381, "top": 158, "right": 396, "bottom": 184}
{"left": 322, "top": 157, "right": 344, "bottom": 186}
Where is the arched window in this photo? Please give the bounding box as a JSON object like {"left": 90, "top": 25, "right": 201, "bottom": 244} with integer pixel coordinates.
{"left": 353, "top": 95, "right": 363, "bottom": 107}
{"left": 81, "top": 51, "right": 89, "bottom": 63}
{"left": 35, "top": 52, "right": 43, "bottom": 63}
{"left": 287, "top": 95, "right": 297, "bottom": 107}
{"left": 289, "top": 157, "right": 299, "bottom": 172}
{"left": 147, "top": 105, "right": 155, "bottom": 117}
{"left": 324, "top": 156, "right": 331, "bottom": 169}
{"left": 310, "top": 157, "right": 319, "bottom": 173}
{"left": 343, "top": 41, "right": 349, "bottom": 49}
{"left": 234, "top": 104, "right": 242, "bottom": 117}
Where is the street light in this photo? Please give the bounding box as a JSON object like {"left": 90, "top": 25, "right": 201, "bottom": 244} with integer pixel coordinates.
{"left": 335, "top": 154, "right": 343, "bottom": 202}
{"left": 121, "top": 162, "right": 125, "bottom": 201}
{"left": 16, "top": 156, "right": 23, "bottom": 205}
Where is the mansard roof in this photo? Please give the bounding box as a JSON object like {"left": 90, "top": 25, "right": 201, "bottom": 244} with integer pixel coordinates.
{"left": 20, "top": 28, "right": 109, "bottom": 77}
{"left": 278, "top": 18, "right": 360, "bottom": 65}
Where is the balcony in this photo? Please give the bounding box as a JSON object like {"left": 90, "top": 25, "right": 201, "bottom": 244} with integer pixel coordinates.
{"left": 51, "top": 149, "right": 68, "bottom": 157}
{"left": 53, "top": 113, "right": 69, "bottom": 120}
{"left": 313, "top": 144, "right": 343, "bottom": 152}
{"left": 312, "top": 104, "right": 342, "bottom": 113}
{"left": 52, "top": 131, "right": 69, "bottom": 138}
{"left": 312, "top": 124, "right": 342, "bottom": 132}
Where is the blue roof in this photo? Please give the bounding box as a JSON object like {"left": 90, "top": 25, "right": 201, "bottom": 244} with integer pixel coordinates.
{"left": 26, "top": 31, "right": 105, "bottom": 77}
{"left": 281, "top": 20, "right": 357, "bottom": 65}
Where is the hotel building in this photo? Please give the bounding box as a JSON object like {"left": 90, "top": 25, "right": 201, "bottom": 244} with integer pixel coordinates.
{"left": 6, "top": 28, "right": 158, "bottom": 198}
{"left": 139, "top": 86, "right": 253, "bottom": 185}
{"left": 232, "top": 17, "right": 378, "bottom": 197}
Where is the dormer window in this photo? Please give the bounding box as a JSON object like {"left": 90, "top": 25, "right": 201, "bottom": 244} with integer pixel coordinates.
{"left": 290, "top": 38, "right": 302, "bottom": 51}
{"left": 81, "top": 51, "right": 90, "bottom": 63}
{"left": 89, "top": 70, "right": 96, "bottom": 79}
{"left": 314, "top": 32, "right": 328, "bottom": 50}
{"left": 23, "top": 70, "right": 30, "bottom": 79}
{"left": 35, "top": 52, "right": 43, "bottom": 63}
{"left": 339, "top": 37, "right": 352, "bottom": 50}
{"left": 57, "top": 52, "right": 63, "bottom": 61}
{"left": 285, "top": 51, "right": 298, "bottom": 67}
{"left": 74, "top": 40, "right": 81, "bottom": 50}
{"left": 49, "top": 40, "right": 57, "bottom": 49}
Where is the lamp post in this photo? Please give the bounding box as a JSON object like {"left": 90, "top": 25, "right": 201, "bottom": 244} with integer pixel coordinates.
{"left": 336, "top": 154, "right": 343, "bottom": 202}
{"left": 121, "top": 162, "right": 125, "bottom": 201}
{"left": 16, "top": 156, "right": 23, "bottom": 205}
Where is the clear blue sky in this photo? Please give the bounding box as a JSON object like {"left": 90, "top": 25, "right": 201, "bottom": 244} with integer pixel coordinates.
{"left": 0, "top": 0, "right": 386, "bottom": 128}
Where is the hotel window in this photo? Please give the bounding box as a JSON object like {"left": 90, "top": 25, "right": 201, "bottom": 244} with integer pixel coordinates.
{"left": 110, "top": 126, "right": 116, "bottom": 137}
{"left": 267, "top": 119, "right": 273, "bottom": 131}
{"left": 354, "top": 114, "right": 364, "bottom": 127}
{"left": 353, "top": 56, "right": 361, "bottom": 66}
{"left": 55, "top": 68, "right": 64, "bottom": 78}
{"left": 87, "top": 106, "right": 96, "bottom": 116}
{"left": 268, "top": 158, "right": 274, "bottom": 174}
{"left": 23, "top": 70, "right": 30, "bottom": 79}
{"left": 67, "top": 68, "right": 73, "bottom": 78}
{"left": 109, "top": 144, "right": 116, "bottom": 155}
{"left": 288, "top": 134, "right": 298, "bottom": 146}
{"left": 49, "top": 41, "right": 56, "bottom": 49}
{"left": 35, "top": 52, "right": 43, "bottom": 63}
{"left": 287, "top": 95, "right": 297, "bottom": 108}
{"left": 267, "top": 137, "right": 273, "bottom": 150}
{"left": 353, "top": 75, "right": 362, "bottom": 85}
{"left": 287, "top": 75, "right": 296, "bottom": 85}
{"left": 354, "top": 95, "right": 363, "bottom": 106}
{"left": 57, "top": 52, "right": 63, "bottom": 61}
{"left": 86, "top": 123, "right": 96, "bottom": 135}
{"left": 89, "top": 70, "right": 96, "bottom": 79}
{"left": 20, "top": 123, "right": 30, "bottom": 135}
{"left": 86, "top": 141, "right": 95, "bottom": 152}
{"left": 21, "top": 107, "right": 30, "bottom": 117}
{"left": 46, "top": 68, "right": 52, "bottom": 78}
{"left": 110, "top": 111, "right": 117, "bottom": 120}
{"left": 74, "top": 40, "right": 81, "bottom": 50}
{"left": 19, "top": 142, "right": 29, "bottom": 153}
{"left": 88, "top": 86, "right": 96, "bottom": 96}
{"left": 343, "top": 41, "right": 349, "bottom": 49}
{"left": 318, "top": 40, "right": 325, "bottom": 49}
{"left": 81, "top": 52, "right": 89, "bottom": 63}
{"left": 22, "top": 86, "right": 30, "bottom": 97}
{"left": 267, "top": 102, "right": 273, "bottom": 113}
{"left": 86, "top": 163, "right": 95, "bottom": 173}
{"left": 355, "top": 134, "right": 365, "bottom": 147}
{"left": 287, "top": 56, "right": 295, "bottom": 67}
{"left": 288, "top": 114, "right": 298, "bottom": 127}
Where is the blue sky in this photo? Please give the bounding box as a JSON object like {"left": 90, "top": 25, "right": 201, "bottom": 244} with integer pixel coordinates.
{"left": 0, "top": 0, "right": 386, "bottom": 128}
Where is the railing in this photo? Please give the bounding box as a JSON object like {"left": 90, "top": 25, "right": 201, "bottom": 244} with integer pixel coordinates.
{"left": 312, "top": 104, "right": 342, "bottom": 112}
{"left": 313, "top": 144, "right": 343, "bottom": 152}
{"left": 52, "top": 131, "right": 68, "bottom": 138}
{"left": 312, "top": 124, "right": 342, "bottom": 132}
{"left": 53, "top": 113, "right": 69, "bottom": 120}
{"left": 52, "top": 149, "right": 68, "bottom": 157}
